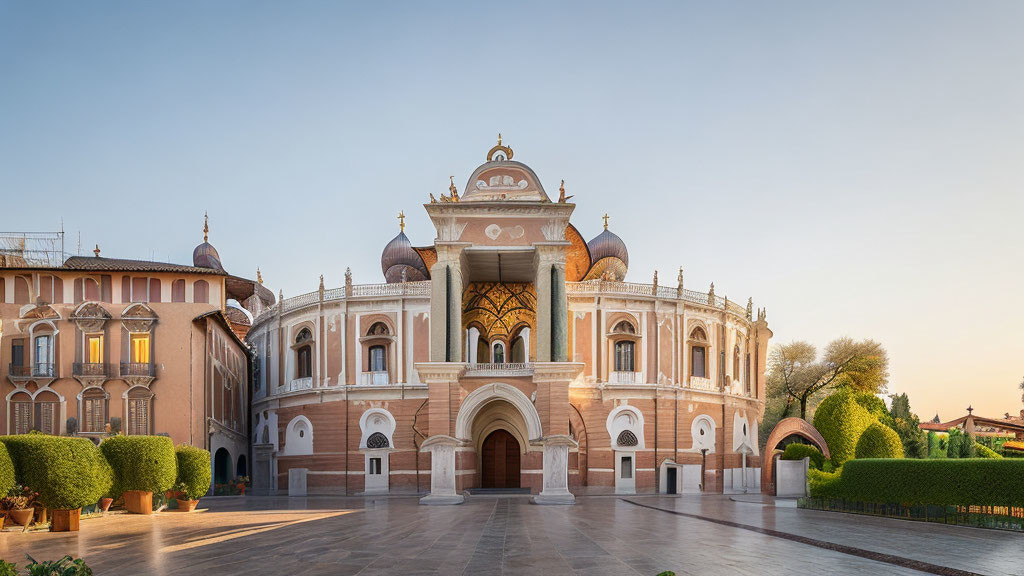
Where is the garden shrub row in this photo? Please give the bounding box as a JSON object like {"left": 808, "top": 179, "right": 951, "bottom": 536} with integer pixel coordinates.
{"left": 0, "top": 434, "right": 211, "bottom": 513}
{"left": 810, "top": 458, "right": 1024, "bottom": 507}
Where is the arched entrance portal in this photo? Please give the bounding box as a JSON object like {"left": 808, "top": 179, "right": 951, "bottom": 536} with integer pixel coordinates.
{"left": 236, "top": 454, "right": 248, "bottom": 477}
{"left": 214, "top": 448, "right": 231, "bottom": 484}
{"left": 481, "top": 429, "right": 521, "bottom": 488}
{"left": 761, "top": 417, "right": 830, "bottom": 495}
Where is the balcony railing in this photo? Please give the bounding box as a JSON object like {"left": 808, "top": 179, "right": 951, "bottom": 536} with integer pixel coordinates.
{"left": 8, "top": 363, "right": 54, "bottom": 378}
{"left": 464, "top": 362, "right": 534, "bottom": 377}
{"left": 609, "top": 371, "right": 643, "bottom": 385}
{"left": 565, "top": 280, "right": 751, "bottom": 317}
{"left": 120, "top": 362, "right": 156, "bottom": 378}
{"left": 358, "top": 371, "right": 390, "bottom": 386}
{"left": 688, "top": 376, "right": 714, "bottom": 391}
{"left": 285, "top": 377, "right": 313, "bottom": 392}
{"left": 73, "top": 362, "right": 109, "bottom": 377}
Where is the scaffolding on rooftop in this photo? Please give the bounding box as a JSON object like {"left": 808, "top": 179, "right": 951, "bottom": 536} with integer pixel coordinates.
{"left": 0, "top": 231, "right": 66, "bottom": 268}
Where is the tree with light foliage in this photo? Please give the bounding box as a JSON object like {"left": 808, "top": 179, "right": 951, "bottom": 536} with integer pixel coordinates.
{"left": 767, "top": 338, "right": 889, "bottom": 420}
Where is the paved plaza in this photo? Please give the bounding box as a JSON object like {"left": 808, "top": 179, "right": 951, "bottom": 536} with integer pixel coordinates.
{"left": 0, "top": 495, "right": 1020, "bottom": 575}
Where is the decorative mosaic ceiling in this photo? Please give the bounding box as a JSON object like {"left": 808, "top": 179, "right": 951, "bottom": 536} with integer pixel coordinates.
{"left": 462, "top": 282, "right": 536, "bottom": 342}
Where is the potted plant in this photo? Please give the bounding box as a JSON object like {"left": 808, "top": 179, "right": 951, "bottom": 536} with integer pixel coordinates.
{"left": 1, "top": 485, "right": 37, "bottom": 527}
{"left": 101, "top": 436, "right": 176, "bottom": 515}
{"left": 0, "top": 436, "right": 108, "bottom": 532}
{"left": 235, "top": 476, "right": 249, "bottom": 496}
{"left": 174, "top": 445, "right": 211, "bottom": 512}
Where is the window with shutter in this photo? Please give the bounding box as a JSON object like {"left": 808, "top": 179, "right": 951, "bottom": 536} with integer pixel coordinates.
{"left": 13, "top": 402, "right": 31, "bottom": 434}
{"left": 128, "top": 398, "right": 149, "bottom": 435}
{"left": 84, "top": 396, "right": 106, "bottom": 433}
{"left": 36, "top": 402, "right": 57, "bottom": 435}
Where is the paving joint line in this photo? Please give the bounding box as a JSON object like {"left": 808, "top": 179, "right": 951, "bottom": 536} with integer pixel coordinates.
{"left": 621, "top": 498, "right": 982, "bottom": 576}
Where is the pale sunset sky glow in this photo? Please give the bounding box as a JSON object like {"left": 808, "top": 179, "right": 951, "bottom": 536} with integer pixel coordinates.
{"left": 1, "top": 1, "right": 1022, "bottom": 421}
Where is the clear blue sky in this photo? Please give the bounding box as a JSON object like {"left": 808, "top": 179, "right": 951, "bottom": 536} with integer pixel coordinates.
{"left": 2, "top": 1, "right": 1022, "bottom": 420}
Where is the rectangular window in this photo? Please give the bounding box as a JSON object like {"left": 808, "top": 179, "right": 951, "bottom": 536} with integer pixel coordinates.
{"left": 621, "top": 456, "right": 633, "bottom": 479}
{"left": 130, "top": 334, "right": 151, "bottom": 364}
{"left": 369, "top": 346, "right": 386, "bottom": 372}
{"left": 13, "top": 402, "right": 31, "bottom": 434}
{"left": 692, "top": 346, "right": 706, "bottom": 378}
{"left": 369, "top": 457, "right": 382, "bottom": 475}
{"left": 11, "top": 340, "right": 24, "bottom": 368}
{"left": 84, "top": 397, "right": 106, "bottom": 433}
{"left": 132, "top": 277, "right": 148, "bottom": 302}
{"left": 614, "top": 341, "right": 635, "bottom": 372}
{"left": 87, "top": 334, "right": 104, "bottom": 364}
{"left": 128, "top": 397, "right": 150, "bottom": 435}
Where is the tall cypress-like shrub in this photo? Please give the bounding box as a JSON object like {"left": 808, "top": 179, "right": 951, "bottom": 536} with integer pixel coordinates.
{"left": 813, "top": 390, "right": 877, "bottom": 467}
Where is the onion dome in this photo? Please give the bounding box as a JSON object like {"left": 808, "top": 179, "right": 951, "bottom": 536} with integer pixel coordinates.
{"left": 584, "top": 214, "right": 628, "bottom": 281}
{"left": 193, "top": 213, "right": 226, "bottom": 272}
{"left": 381, "top": 212, "right": 429, "bottom": 283}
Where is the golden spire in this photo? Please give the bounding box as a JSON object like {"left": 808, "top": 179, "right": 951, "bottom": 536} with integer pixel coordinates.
{"left": 602, "top": 213, "right": 609, "bottom": 230}
{"left": 203, "top": 212, "right": 209, "bottom": 243}
{"left": 498, "top": 133, "right": 502, "bottom": 146}
{"left": 449, "top": 176, "right": 459, "bottom": 201}
{"left": 398, "top": 210, "right": 406, "bottom": 232}
{"left": 257, "top": 267, "right": 263, "bottom": 284}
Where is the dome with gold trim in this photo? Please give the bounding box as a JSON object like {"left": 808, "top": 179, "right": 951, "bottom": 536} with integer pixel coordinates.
{"left": 584, "top": 215, "right": 628, "bottom": 281}
{"left": 193, "top": 213, "right": 225, "bottom": 273}
{"left": 381, "top": 212, "right": 429, "bottom": 283}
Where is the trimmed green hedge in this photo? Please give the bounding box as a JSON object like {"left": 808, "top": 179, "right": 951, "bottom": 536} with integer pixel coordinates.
{"left": 973, "top": 443, "right": 1002, "bottom": 459}
{"left": 0, "top": 435, "right": 108, "bottom": 510}
{"left": 0, "top": 442, "right": 15, "bottom": 496}
{"left": 175, "top": 445, "right": 212, "bottom": 500}
{"left": 781, "top": 443, "right": 825, "bottom": 470}
{"left": 832, "top": 459, "right": 1024, "bottom": 506}
{"left": 813, "top": 390, "right": 876, "bottom": 467}
{"left": 855, "top": 423, "right": 903, "bottom": 459}
{"left": 808, "top": 468, "right": 843, "bottom": 499}
{"left": 101, "top": 435, "right": 177, "bottom": 497}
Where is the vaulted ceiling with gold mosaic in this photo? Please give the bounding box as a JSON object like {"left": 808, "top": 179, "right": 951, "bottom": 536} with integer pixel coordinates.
{"left": 462, "top": 282, "right": 536, "bottom": 341}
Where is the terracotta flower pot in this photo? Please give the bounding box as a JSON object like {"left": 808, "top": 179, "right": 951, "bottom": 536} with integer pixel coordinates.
{"left": 99, "top": 498, "right": 113, "bottom": 513}
{"left": 122, "top": 490, "right": 153, "bottom": 515}
{"left": 50, "top": 508, "right": 80, "bottom": 532}
{"left": 175, "top": 499, "right": 199, "bottom": 512}
{"left": 8, "top": 508, "right": 33, "bottom": 526}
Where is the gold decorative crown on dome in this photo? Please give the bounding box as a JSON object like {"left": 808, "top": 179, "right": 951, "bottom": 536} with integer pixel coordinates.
{"left": 461, "top": 135, "right": 549, "bottom": 202}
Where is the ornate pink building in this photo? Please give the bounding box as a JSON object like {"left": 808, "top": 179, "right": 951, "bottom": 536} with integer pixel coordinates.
{"left": 248, "top": 140, "right": 771, "bottom": 502}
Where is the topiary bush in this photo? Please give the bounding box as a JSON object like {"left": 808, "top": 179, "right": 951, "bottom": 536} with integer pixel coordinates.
{"left": 808, "top": 468, "right": 843, "bottom": 499}
{"left": 0, "top": 435, "right": 106, "bottom": 510}
{"left": 100, "top": 435, "right": 177, "bottom": 497}
{"left": 813, "top": 390, "right": 876, "bottom": 467}
{"left": 781, "top": 443, "right": 825, "bottom": 470}
{"left": 973, "top": 443, "right": 1002, "bottom": 459}
{"left": 0, "top": 442, "right": 15, "bottom": 497}
{"left": 855, "top": 423, "right": 904, "bottom": 459}
{"left": 837, "top": 459, "right": 1024, "bottom": 506}
{"left": 175, "top": 445, "right": 212, "bottom": 501}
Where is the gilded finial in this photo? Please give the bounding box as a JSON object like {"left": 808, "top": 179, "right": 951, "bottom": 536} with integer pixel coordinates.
{"left": 558, "top": 179, "right": 573, "bottom": 203}
{"left": 203, "top": 212, "right": 209, "bottom": 243}
{"left": 398, "top": 210, "right": 406, "bottom": 232}
{"left": 93, "top": 244, "right": 101, "bottom": 258}
{"left": 429, "top": 193, "right": 437, "bottom": 203}
{"left": 319, "top": 274, "right": 324, "bottom": 291}
{"left": 602, "top": 213, "right": 609, "bottom": 230}
{"left": 257, "top": 267, "right": 263, "bottom": 284}
{"left": 498, "top": 133, "right": 502, "bottom": 146}
{"left": 449, "top": 176, "right": 460, "bottom": 202}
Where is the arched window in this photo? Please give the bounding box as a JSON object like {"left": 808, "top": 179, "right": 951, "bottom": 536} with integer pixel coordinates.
{"left": 172, "top": 279, "right": 186, "bottom": 302}
{"left": 612, "top": 321, "right": 636, "bottom": 334}
{"left": 295, "top": 328, "right": 312, "bottom": 379}
{"left": 614, "top": 340, "right": 635, "bottom": 372}
{"left": 193, "top": 280, "right": 209, "bottom": 304}
{"left": 733, "top": 345, "right": 741, "bottom": 381}
{"left": 368, "top": 345, "right": 386, "bottom": 372}
{"left": 366, "top": 431, "right": 390, "bottom": 449}
{"left": 493, "top": 342, "right": 505, "bottom": 364}
{"left": 10, "top": 392, "right": 32, "bottom": 434}
{"left": 510, "top": 336, "right": 525, "bottom": 363}
{"left": 689, "top": 327, "right": 708, "bottom": 379}
{"left": 34, "top": 390, "right": 60, "bottom": 435}
{"left": 34, "top": 333, "right": 54, "bottom": 377}
{"left": 616, "top": 429, "right": 638, "bottom": 447}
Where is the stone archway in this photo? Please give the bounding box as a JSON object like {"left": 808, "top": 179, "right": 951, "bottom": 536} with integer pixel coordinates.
{"left": 761, "top": 418, "right": 830, "bottom": 495}
{"left": 214, "top": 447, "right": 231, "bottom": 484}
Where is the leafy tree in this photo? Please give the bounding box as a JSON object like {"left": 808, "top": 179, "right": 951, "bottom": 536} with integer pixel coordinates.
{"left": 767, "top": 338, "right": 889, "bottom": 419}
{"left": 947, "top": 429, "right": 976, "bottom": 459}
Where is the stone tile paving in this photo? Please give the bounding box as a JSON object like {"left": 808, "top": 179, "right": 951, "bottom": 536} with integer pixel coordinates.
{"left": 0, "top": 494, "right": 1013, "bottom": 575}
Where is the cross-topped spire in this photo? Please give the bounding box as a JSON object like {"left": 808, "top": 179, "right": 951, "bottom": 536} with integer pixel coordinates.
{"left": 497, "top": 132, "right": 502, "bottom": 146}
{"left": 93, "top": 244, "right": 101, "bottom": 258}
{"left": 203, "top": 212, "right": 209, "bottom": 243}
{"left": 398, "top": 210, "right": 406, "bottom": 232}
{"left": 602, "top": 213, "right": 609, "bottom": 230}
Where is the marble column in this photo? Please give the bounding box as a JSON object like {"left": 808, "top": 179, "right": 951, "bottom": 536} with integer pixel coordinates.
{"left": 550, "top": 263, "right": 567, "bottom": 362}
{"left": 419, "top": 435, "right": 464, "bottom": 505}
{"left": 533, "top": 434, "right": 578, "bottom": 505}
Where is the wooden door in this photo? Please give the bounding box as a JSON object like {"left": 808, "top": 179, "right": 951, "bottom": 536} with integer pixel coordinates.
{"left": 481, "top": 429, "right": 521, "bottom": 488}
